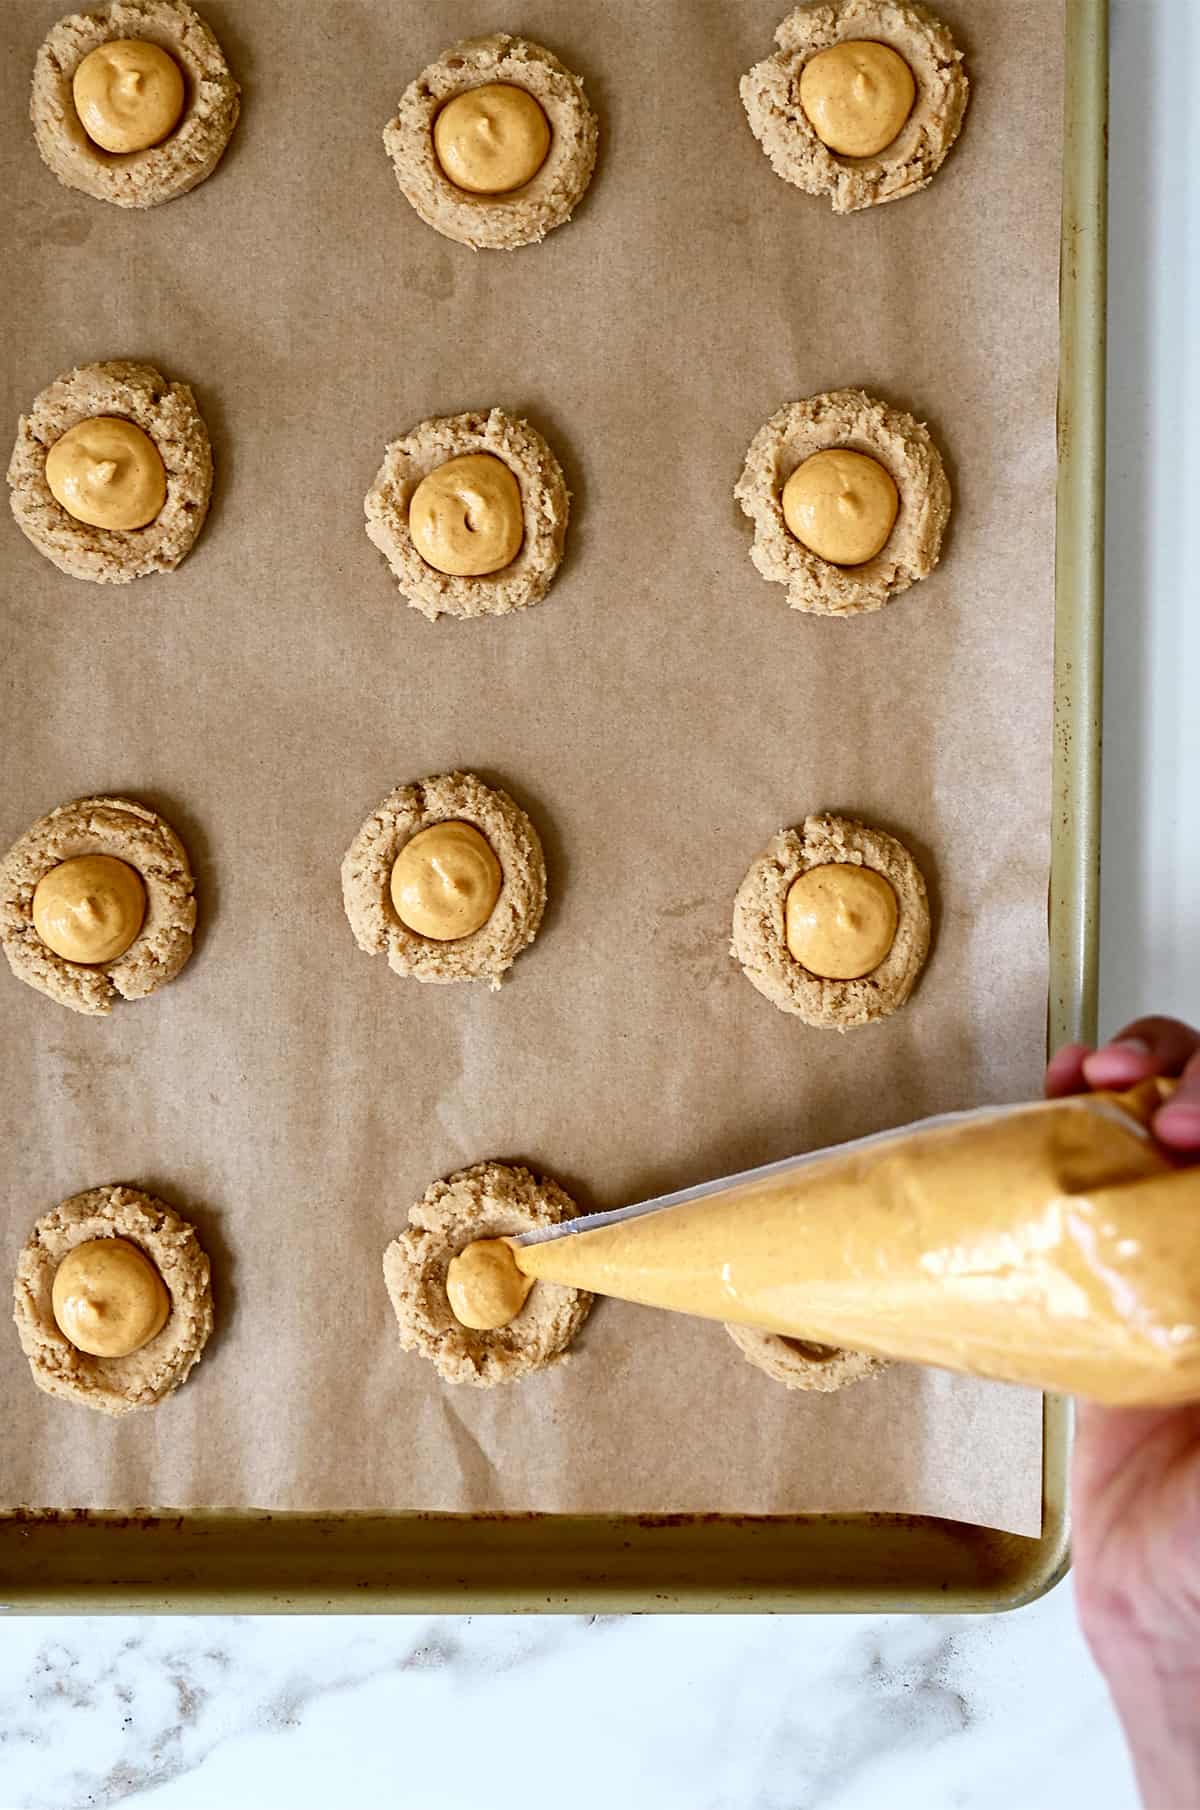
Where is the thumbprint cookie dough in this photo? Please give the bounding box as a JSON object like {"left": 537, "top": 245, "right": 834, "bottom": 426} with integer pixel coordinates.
{"left": 735, "top": 389, "right": 949, "bottom": 616}
{"left": 0, "top": 796, "right": 196, "bottom": 1016}
{"left": 341, "top": 771, "right": 545, "bottom": 989}
{"left": 384, "top": 1162, "right": 593, "bottom": 1387}
{"left": 384, "top": 34, "right": 598, "bottom": 250}
{"left": 31, "top": 0, "right": 240, "bottom": 208}
{"left": 725, "top": 1323, "right": 887, "bottom": 1393}
{"left": 741, "top": 1, "right": 969, "bottom": 214}
{"left": 13, "top": 1184, "right": 214, "bottom": 1414}
{"left": 364, "top": 408, "right": 569, "bottom": 620}
{"left": 732, "top": 813, "right": 929, "bottom": 1029}
{"left": 8, "top": 360, "right": 212, "bottom": 584}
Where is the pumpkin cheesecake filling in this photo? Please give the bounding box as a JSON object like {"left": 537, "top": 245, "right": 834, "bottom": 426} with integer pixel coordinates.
{"left": 389, "top": 821, "right": 503, "bottom": 940}
{"left": 784, "top": 864, "right": 898, "bottom": 979}
{"left": 446, "top": 1236, "right": 534, "bottom": 1330}
{"left": 781, "top": 447, "right": 899, "bottom": 566}
{"left": 51, "top": 1236, "right": 169, "bottom": 1357}
{"left": 433, "top": 83, "right": 551, "bottom": 194}
{"left": 31, "top": 853, "right": 146, "bottom": 964}
{"left": 72, "top": 37, "right": 185, "bottom": 153}
{"left": 44, "top": 417, "right": 167, "bottom": 531}
{"left": 798, "top": 40, "right": 916, "bottom": 157}
{"left": 408, "top": 452, "right": 524, "bottom": 577}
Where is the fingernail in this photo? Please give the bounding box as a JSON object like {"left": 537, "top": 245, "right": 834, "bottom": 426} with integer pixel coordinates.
{"left": 1108, "top": 1038, "right": 1151, "bottom": 1056}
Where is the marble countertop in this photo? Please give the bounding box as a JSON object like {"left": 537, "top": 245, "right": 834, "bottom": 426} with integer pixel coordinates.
{"left": 3, "top": 3, "right": 1197, "bottom": 1806}
{"left": 0, "top": 1592, "right": 1139, "bottom": 1810}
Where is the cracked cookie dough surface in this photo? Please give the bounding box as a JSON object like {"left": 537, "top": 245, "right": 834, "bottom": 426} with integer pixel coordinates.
{"left": 8, "top": 360, "right": 212, "bottom": 584}
{"left": 31, "top": 0, "right": 240, "bottom": 208}
{"left": 384, "top": 34, "right": 598, "bottom": 250}
{"left": 741, "top": 0, "right": 969, "bottom": 214}
{"left": 13, "top": 1185, "right": 213, "bottom": 1414}
{"left": 0, "top": 796, "right": 196, "bottom": 1016}
{"left": 726, "top": 1323, "right": 888, "bottom": 1392}
{"left": 341, "top": 771, "right": 546, "bottom": 989}
{"left": 365, "top": 408, "right": 569, "bottom": 620}
{"left": 384, "top": 1162, "right": 593, "bottom": 1387}
{"left": 735, "top": 389, "right": 950, "bottom": 616}
{"left": 732, "top": 813, "right": 929, "bottom": 1028}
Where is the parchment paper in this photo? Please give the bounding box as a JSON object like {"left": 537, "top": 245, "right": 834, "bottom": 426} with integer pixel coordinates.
{"left": 0, "top": 0, "right": 1063, "bottom": 1536}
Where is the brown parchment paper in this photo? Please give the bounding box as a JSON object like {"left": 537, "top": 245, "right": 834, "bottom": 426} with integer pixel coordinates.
{"left": 0, "top": 0, "right": 1063, "bottom": 1536}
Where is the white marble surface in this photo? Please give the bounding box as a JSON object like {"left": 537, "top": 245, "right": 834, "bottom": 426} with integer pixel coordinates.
{"left": 2, "top": 4, "right": 1198, "bottom": 1807}
{"left": 0, "top": 1594, "right": 1138, "bottom": 1810}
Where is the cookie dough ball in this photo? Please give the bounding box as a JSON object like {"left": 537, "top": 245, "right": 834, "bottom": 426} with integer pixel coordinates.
{"left": 13, "top": 1185, "right": 214, "bottom": 1414}
{"left": 735, "top": 389, "right": 949, "bottom": 616}
{"left": 1, "top": 796, "right": 196, "bottom": 1017}
{"left": 384, "top": 34, "right": 598, "bottom": 250}
{"left": 725, "top": 1323, "right": 887, "bottom": 1393}
{"left": 31, "top": 2, "right": 240, "bottom": 209}
{"left": 384, "top": 1162, "right": 592, "bottom": 1387}
{"left": 732, "top": 813, "right": 930, "bottom": 1029}
{"left": 365, "top": 409, "right": 569, "bottom": 621}
{"left": 741, "top": 1, "right": 969, "bottom": 214}
{"left": 8, "top": 361, "right": 212, "bottom": 585}
{"left": 341, "top": 771, "right": 546, "bottom": 989}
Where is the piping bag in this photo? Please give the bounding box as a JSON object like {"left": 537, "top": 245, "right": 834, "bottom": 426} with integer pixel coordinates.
{"left": 508, "top": 1081, "right": 1200, "bottom": 1405}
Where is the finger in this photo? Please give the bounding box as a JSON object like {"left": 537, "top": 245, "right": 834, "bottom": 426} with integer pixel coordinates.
{"left": 1082, "top": 1040, "right": 1155, "bottom": 1088}
{"left": 1082, "top": 1016, "right": 1200, "bottom": 1089}
{"left": 1045, "top": 1043, "right": 1092, "bottom": 1098}
{"left": 1154, "top": 1047, "right": 1200, "bottom": 1153}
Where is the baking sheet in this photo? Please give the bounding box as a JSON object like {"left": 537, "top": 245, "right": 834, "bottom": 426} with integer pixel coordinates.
{"left": 0, "top": 0, "right": 1062, "bottom": 1537}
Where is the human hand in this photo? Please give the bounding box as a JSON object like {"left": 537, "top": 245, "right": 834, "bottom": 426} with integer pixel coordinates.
{"left": 1046, "top": 1017, "right": 1200, "bottom": 1807}
{"left": 1045, "top": 1013, "right": 1200, "bottom": 1153}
